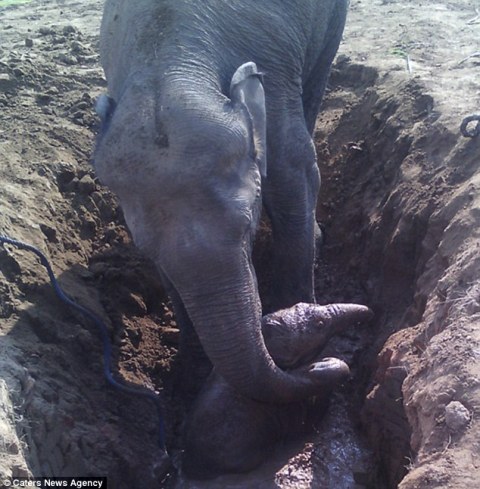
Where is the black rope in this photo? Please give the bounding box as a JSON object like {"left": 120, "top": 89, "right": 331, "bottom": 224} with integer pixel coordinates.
{"left": 0, "top": 235, "right": 166, "bottom": 451}
{"left": 460, "top": 115, "right": 480, "bottom": 138}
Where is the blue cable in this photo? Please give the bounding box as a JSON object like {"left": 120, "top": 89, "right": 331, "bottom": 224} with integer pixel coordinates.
{"left": 0, "top": 235, "right": 166, "bottom": 450}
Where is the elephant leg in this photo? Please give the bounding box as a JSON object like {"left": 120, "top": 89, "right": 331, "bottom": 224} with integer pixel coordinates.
{"left": 263, "top": 116, "right": 320, "bottom": 311}
{"left": 160, "top": 274, "right": 212, "bottom": 398}
{"left": 302, "top": 0, "right": 348, "bottom": 135}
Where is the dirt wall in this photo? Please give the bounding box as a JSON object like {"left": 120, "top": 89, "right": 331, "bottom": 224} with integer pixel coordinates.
{"left": 315, "top": 55, "right": 480, "bottom": 487}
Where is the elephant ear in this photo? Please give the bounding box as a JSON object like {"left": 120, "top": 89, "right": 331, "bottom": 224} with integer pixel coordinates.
{"left": 230, "top": 62, "right": 267, "bottom": 178}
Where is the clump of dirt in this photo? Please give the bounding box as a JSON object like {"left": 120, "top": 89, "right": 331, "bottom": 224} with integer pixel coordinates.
{"left": 1, "top": 1, "right": 479, "bottom": 488}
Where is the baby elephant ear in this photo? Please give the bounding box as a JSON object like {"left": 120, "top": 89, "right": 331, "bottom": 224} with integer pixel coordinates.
{"left": 230, "top": 62, "right": 267, "bottom": 178}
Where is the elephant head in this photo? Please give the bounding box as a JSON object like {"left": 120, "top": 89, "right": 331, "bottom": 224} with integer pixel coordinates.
{"left": 94, "top": 62, "right": 371, "bottom": 403}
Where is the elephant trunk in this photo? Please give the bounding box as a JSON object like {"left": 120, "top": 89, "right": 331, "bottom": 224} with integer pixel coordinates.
{"left": 164, "top": 247, "right": 372, "bottom": 403}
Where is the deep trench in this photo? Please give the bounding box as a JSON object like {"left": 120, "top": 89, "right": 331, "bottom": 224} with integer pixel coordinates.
{"left": 311, "top": 60, "right": 439, "bottom": 488}
{"left": 254, "top": 59, "right": 435, "bottom": 488}
{"left": 15, "top": 60, "right": 436, "bottom": 488}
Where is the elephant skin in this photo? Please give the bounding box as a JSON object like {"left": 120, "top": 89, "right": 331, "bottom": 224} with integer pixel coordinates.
{"left": 94, "top": 0, "right": 362, "bottom": 404}
{"left": 182, "top": 302, "right": 372, "bottom": 479}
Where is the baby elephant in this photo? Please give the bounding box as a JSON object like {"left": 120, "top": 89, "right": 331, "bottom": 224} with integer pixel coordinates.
{"left": 182, "top": 303, "right": 372, "bottom": 479}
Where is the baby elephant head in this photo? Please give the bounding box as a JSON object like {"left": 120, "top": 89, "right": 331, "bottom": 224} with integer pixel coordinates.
{"left": 182, "top": 302, "right": 372, "bottom": 479}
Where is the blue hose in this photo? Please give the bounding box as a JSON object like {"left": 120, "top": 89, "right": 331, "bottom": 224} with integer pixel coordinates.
{"left": 0, "top": 235, "right": 166, "bottom": 450}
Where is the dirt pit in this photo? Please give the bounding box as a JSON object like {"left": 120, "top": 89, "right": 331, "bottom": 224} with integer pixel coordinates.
{"left": 1, "top": 1, "right": 479, "bottom": 488}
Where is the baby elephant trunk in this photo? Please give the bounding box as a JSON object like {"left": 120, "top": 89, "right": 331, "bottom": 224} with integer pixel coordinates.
{"left": 262, "top": 303, "right": 372, "bottom": 369}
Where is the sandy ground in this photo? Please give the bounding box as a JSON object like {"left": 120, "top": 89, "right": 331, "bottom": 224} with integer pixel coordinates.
{"left": 0, "top": 0, "right": 479, "bottom": 488}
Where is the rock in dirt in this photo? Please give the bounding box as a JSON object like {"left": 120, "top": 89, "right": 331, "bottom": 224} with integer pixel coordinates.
{"left": 160, "top": 327, "right": 180, "bottom": 345}
{"left": 39, "top": 26, "right": 56, "bottom": 36}
{"left": 56, "top": 166, "right": 76, "bottom": 190}
{"left": 0, "top": 73, "right": 15, "bottom": 92}
{"left": 52, "top": 36, "right": 67, "bottom": 46}
{"left": 35, "top": 93, "right": 53, "bottom": 105}
{"left": 71, "top": 41, "right": 92, "bottom": 56}
{"left": 47, "top": 86, "right": 60, "bottom": 96}
{"left": 78, "top": 174, "right": 96, "bottom": 194}
{"left": 12, "top": 67, "right": 25, "bottom": 79}
{"left": 445, "top": 401, "right": 471, "bottom": 432}
{"left": 0, "top": 380, "right": 30, "bottom": 479}
{"left": 40, "top": 223, "right": 58, "bottom": 243}
{"left": 12, "top": 465, "right": 30, "bottom": 478}
{"left": 57, "top": 53, "right": 79, "bottom": 66}
{"left": 62, "top": 25, "right": 77, "bottom": 36}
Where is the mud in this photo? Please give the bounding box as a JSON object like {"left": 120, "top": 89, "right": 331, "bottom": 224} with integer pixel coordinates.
{"left": 1, "top": 1, "right": 479, "bottom": 488}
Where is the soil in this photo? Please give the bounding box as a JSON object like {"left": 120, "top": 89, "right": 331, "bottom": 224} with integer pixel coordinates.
{"left": 0, "top": 1, "right": 479, "bottom": 488}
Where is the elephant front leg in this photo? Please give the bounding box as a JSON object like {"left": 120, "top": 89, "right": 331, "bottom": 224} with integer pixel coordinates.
{"left": 160, "top": 274, "right": 212, "bottom": 401}
{"left": 263, "top": 121, "right": 320, "bottom": 311}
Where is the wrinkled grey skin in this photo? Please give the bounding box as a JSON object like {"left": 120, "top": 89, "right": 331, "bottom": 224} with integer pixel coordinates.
{"left": 183, "top": 302, "right": 372, "bottom": 479}
{"left": 95, "top": 0, "right": 356, "bottom": 403}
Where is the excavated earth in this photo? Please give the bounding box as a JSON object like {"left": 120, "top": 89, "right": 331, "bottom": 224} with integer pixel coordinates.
{"left": 1, "top": 1, "right": 479, "bottom": 488}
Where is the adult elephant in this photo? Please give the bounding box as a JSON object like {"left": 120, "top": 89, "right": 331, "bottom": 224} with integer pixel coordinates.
{"left": 95, "top": 0, "right": 360, "bottom": 403}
